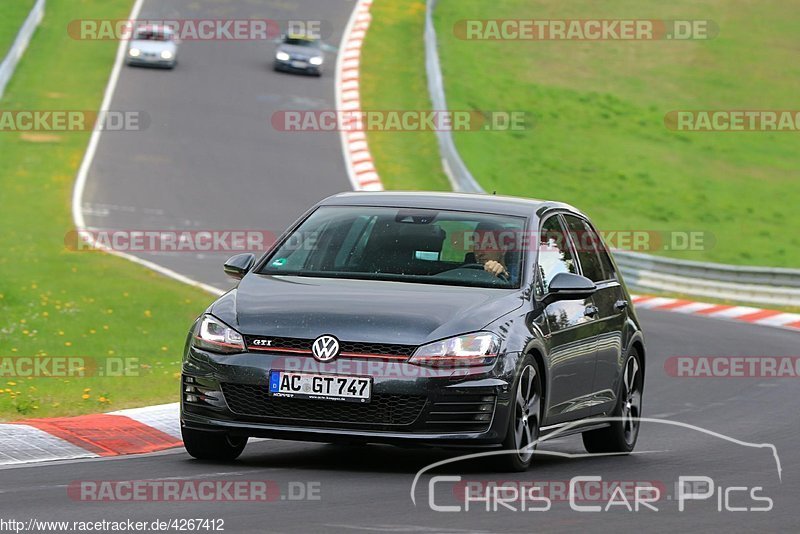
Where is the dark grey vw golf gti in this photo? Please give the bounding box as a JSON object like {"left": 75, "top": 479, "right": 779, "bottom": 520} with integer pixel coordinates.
{"left": 181, "top": 192, "right": 645, "bottom": 470}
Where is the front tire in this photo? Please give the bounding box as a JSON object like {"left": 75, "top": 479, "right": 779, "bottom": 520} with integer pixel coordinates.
{"left": 182, "top": 427, "right": 248, "bottom": 461}
{"left": 582, "top": 348, "right": 643, "bottom": 454}
{"left": 497, "top": 357, "right": 542, "bottom": 472}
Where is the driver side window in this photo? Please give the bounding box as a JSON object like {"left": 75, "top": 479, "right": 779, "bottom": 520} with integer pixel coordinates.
{"left": 536, "top": 215, "right": 576, "bottom": 296}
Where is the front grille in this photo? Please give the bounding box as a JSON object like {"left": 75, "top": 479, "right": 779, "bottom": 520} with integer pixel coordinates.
{"left": 244, "top": 335, "right": 416, "bottom": 359}
{"left": 221, "top": 383, "right": 426, "bottom": 428}
{"left": 340, "top": 341, "right": 416, "bottom": 357}
{"left": 420, "top": 393, "right": 497, "bottom": 433}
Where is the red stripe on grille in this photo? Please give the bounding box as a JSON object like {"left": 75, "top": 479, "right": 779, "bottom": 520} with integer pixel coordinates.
{"left": 247, "top": 346, "right": 408, "bottom": 361}
{"left": 247, "top": 346, "right": 312, "bottom": 354}
{"left": 339, "top": 352, "right": 408, "bottom": 360}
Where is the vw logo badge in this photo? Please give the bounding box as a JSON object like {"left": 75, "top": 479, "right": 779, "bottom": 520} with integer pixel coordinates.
{"left": 311, "top": 335, "right": 340, "bottom": 362}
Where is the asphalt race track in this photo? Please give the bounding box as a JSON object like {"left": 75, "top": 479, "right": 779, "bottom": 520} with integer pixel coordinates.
{"left": 1, "top": 311, "right": 797, "bottom": 531}
{"left": 4, "top": 0, "right": 797, "bottom": 532}
{"left": 81, "top": 0, "right": 352, "bottom": 289}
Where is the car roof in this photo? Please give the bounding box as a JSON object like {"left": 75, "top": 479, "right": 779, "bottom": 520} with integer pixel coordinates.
{"left": 319, "top": 191, "right": 586, "bottom": 219}
{"left": 285, "top": 33, "right": 318, "bottom": 41}
{"left": 132, "top": 24, "right": 175, "bottom": 40}
{"left": 135, "top": 24, "right": 174, "bottom": 35}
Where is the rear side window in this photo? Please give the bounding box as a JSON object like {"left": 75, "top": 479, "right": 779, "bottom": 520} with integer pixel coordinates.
{"left": 564, "top": 215, "right": 606, "bottom": 283}
{"left": 537, "top": 216, "right": 577, "bottom": 295}
{"left": 588, "top": 222, "right": 617, "bottom": 281}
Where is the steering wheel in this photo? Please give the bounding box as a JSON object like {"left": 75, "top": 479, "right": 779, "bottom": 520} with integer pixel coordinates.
{"left": 454, "top": 263, "right": 510, "bottom": 281}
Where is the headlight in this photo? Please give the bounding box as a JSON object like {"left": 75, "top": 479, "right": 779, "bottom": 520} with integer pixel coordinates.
{"left": 309, "top": 56, "right": 323, "bottom": 66}
{"left": 408, "top": 332, "right": 500, "bottom": 367}
{"left": 276, "top": 51, "right": 290, "bottom": 61}
{"left": 160, "top": 50, "right": 174, "bottom": 60}
{"left": 128, "top": 48, "right": 141, "bottom": 57}
{"left": 191, "top": 315, "right": 245, "bottom": 354}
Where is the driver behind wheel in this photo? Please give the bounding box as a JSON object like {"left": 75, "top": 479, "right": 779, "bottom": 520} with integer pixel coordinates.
{"left": 470, "top": 222, "right": 518, "bottom": 282}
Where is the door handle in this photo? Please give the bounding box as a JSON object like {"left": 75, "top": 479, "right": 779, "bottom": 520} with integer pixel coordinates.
{"left": 584, "top": 305, "right": 599, "bottom": 318}
{"left": 614, "top": 299, "right": 629, "bottom": 311}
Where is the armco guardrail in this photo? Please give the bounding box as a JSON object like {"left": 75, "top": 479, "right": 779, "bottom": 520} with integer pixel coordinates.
{"left": 0, "top": 0, "right": 45, "bottom": 100}
{"left": 424, "top": 0, "right": 482, "bottom": 193}
{"left": 424, "top": 0, "right": 800, "bottom": 307}
{"left": 614, "top": 251, "right": 800, "bottom": 307}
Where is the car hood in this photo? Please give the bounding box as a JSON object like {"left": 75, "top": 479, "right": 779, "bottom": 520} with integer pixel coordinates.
{"left": 210, "top": 274, "right": 525, "bottom": 346}
{"left": 128, "top": 40, "right": 176, "bottom": 54}
{"left": 277, "top": 44, "right": 321, "bottom": 60}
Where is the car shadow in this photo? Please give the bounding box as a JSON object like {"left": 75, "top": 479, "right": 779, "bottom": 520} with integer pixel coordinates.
{"left": 187, "top": 440, "right": 605, "bottom": 476}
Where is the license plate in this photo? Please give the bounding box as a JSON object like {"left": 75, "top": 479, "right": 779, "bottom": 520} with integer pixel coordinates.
{"left": 291, "top": 60, "right": 308, "bottom": 68}
{"left": 269, "top": 370, "right": 371, "bottom": 403}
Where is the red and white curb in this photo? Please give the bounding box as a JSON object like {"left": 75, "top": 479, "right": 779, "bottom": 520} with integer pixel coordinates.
{"left": 632, "top": 294, "right": 800, "bottom": 331}
{"left": 1, "top": 403, "right": 180, "bottom": 466}
{"left": 336, "top": 0, "right": 384, "bottom": 191}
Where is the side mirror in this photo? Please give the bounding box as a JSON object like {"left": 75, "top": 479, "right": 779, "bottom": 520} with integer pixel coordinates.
{"left": 223, "top": 253, "right": 256, "bottom": 279}
{"left": 544, "top": 272, "right": 596, "bottom": 303}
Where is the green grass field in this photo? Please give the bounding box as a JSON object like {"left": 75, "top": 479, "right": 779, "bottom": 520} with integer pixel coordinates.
{"left": 0, "top": 0, "right": 213, "bottom": 421}
{"left": 0, "top": 0, "right": 35, "bottom": 60}
{"left": 359, "top": 0, "right": 450, "bottom": 191}
{"left": 363, "top": 0, "right": 800, "bottom": 267}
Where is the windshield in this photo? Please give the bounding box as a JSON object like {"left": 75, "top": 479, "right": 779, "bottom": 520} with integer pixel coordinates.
{"left": 259, "top": 206, "right": 526, "bottom": 289}
{"left": 133, "top": 29, "right": 172, "bottom": 41}
{"left": 283, "top": 37, "right": 319, "bottom": 47}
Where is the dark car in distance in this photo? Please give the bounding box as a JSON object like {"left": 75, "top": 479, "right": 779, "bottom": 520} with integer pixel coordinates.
{"left": 273, "top": 33, "right": 325, "bottom": 76}
{"left": 181, "top": 192, "right": 645, "bottom": 470}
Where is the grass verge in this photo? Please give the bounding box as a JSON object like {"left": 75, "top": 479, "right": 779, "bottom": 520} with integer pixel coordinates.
{"left": 361, "top": 0, "right": 800, "bottom": 268}
{"left": 0, "top": 0, "right": 35, "bottom": 59}
{"left": 0, "top": 0, "right": 213, "bottom": 421}
{"left": 434, "top": 0, "right": 799, "bottom": 267}
{"left": 359, "top": 0, "right": 450, "bottom": 190}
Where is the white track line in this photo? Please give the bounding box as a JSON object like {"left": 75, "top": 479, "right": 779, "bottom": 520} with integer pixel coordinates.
{"left": 0, "top": 424, "right": 98, "bottom": 466}
{"left": 70, "top": 0, "right": 223, "bottom": 297}
{"left": 17, "top": 0, "right": 381, "bottom": 469}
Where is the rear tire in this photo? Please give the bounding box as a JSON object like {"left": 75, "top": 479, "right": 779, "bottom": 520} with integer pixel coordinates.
{"left": 582, "top": 348, "right": 643, "bottom": 454}
{"left": 182, "top": 427, "right": 247, "bottom": 461}
{"left": 497, "top": 356, "right": 542, "bottom": 472}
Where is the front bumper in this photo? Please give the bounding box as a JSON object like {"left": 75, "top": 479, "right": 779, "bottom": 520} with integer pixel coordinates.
{"left": 181, "top": 346, "right": 520, "bottom": 447}
{"left": 126, "top": 55, "right": 175, "bottom": 68}
{"left": 273, "top": 58, "right": 321, "bottom": 74}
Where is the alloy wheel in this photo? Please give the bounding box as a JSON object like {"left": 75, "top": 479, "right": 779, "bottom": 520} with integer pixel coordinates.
{"left": 514, "top": 364, "right": 541, "bottom": 462}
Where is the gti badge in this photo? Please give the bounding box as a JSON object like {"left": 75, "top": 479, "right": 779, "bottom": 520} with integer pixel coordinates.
{"left": 311, "top": 335, "right": 340, "bottom": 362}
